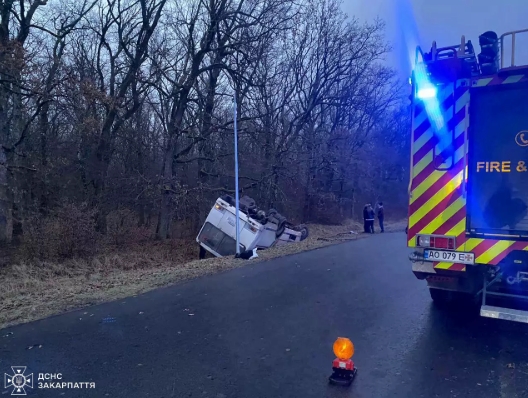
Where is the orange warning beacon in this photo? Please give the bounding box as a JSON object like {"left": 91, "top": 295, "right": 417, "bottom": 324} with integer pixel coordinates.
{"left": 329, "top": 337, "right": 357, "bottom": 386}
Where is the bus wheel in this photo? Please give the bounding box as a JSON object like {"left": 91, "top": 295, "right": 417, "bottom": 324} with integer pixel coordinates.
{"left": 299, "top": 225, "right": 309, "bottom": 241}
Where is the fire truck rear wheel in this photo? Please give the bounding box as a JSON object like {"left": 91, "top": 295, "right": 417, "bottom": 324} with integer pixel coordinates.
{"left": 429, "top": 288, "right": 453, "bottom": 304}
{"left": 429, "top": 288, "right": 478, "bottom": 309}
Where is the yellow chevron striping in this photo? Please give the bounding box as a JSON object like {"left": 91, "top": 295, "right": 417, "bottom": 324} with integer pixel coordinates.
{"left": 434, "top": 262, "right": 466, "bottom": 271}
{"left": 413, "top": 125, "right": 434, "bottom": 155}
{"left": 407, "top": 206, "right": 466, "bottom": 254}
{"left": 465, "top": 238, "right": 484, "bottom": 252}
{"left": 411, "top": 144, "right": 466, "bottom": 205}
{"left": 502, "top": 75, "right": 524, "bottom": 84}
{"left": 410, "top": 170, "right": 445, "bottom": 205}
{"left": 412, "top": 93, "right": 454, "bottom": 155}
{"left": 476, "top": 240, "right": 516, "bottom": 264}
{"left": 412, "top": 91, "right": 469, "bottom": 155}
{"left": 409, "top": 171, "right": 463, "bottom": 228}
{"left": 474, "top": 78, "right": 493, "bottom": 87}
{"left": 412, "top": 150, "right": 433, "bottom": 178}
{"left": 446, "top": 219, "right": 466, "bottom": 239}
{"left": 413, "top": 115, "right": 451, "bottom": 155}
{"left": 418, "top": 198, "right": 465, "bottom": 235}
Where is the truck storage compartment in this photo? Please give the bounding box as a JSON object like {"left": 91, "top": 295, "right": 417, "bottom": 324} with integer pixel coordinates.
{"left": 467, "top": 82, "right": 528, "bottom": 238}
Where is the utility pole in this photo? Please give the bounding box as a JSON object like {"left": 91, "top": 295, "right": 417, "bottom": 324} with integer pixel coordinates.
{"left": 234, "top": 92, "right": 240, "bottom": 255}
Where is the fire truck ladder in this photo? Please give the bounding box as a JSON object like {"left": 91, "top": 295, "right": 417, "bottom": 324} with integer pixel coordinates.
{"left": 430, "top": 35, "right": 479, "bottom": 76}
{"left": 500, "top": 28, "right": 528, "bottom": 70}
{"left": 411, "top": 36, "right": 478, "bottom": 99}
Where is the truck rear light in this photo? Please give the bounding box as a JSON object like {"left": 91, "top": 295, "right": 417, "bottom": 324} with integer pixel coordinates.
{"left": 433, "top": 237, "right": 448, "bottom": 249}
{"left": 214, "top": 203, "right": 225, "bottom": 212}
{"left": 417, "top": 235, "right": 431, "bottom": 247}
{"left": 417, "top": 235, "right": 455, "bottom": 250}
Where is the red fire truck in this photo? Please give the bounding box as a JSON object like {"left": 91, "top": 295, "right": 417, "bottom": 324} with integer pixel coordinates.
{"left": 407, "top": 29, "right": 528, "bottom": 323}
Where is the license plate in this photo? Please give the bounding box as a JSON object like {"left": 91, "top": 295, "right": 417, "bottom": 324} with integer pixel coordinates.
{"left": 423, "top": 249, "right": 475, "bottom": 265}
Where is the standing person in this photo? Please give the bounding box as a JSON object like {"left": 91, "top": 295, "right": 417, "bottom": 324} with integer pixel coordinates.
{"left": 377, "top": 202, "right": 385, "bottom": 233}
{"left": 367, "top": 204, "right": 375, "bottom": 233}
{"left": 363, "top": 204, "right": 370, "bottom": 233}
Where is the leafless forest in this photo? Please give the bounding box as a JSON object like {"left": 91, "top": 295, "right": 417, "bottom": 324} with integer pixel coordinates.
{"left": 0, "top": 0, "right": 410, "bottom": 260}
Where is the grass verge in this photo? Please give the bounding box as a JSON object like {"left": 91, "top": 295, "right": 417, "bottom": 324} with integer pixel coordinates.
{"left": 0, "top": 220, "right": 406, "bottom": 330}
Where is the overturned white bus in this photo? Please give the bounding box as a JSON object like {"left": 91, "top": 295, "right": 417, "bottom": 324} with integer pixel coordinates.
{"left": 196, "top": 195, "right": 309, "bottom": 258}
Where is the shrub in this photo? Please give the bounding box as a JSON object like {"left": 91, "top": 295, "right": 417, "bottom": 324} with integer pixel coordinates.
{"left": 106, "top": 209, "right": 153, "bottom": 246}
{"left": 21, "top": 203, "right": 99, "bottom": 260}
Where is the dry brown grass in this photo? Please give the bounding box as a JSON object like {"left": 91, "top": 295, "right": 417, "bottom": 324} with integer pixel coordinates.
{"left": 0, "top": 219, "right": 406, "bottom": 330}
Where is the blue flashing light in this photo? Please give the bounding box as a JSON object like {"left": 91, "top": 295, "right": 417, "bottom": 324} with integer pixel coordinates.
{"left": 416, "top": 86, "right": 437, "bottom": 99}
{"left": 412, "top": 62, "right": 450, "bottom": 155}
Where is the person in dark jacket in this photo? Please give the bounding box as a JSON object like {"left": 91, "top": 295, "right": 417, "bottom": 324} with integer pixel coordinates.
{"left": 363, "top": 204, "right": 370, "bottom": 233}
{"left": 377, "top": 202, "right": 384, "bottom": 233}
{"left": 367, "top": 204, "right": 375, "bottom": 233}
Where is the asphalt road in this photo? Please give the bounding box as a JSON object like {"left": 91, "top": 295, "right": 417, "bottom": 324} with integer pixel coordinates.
{"left": 2, "top": 232, "right": 528, "bottom": 398}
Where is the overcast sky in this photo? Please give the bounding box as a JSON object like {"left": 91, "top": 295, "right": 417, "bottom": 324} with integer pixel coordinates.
{"left": 343, "top": 0, "right": 528, "bottom": 78}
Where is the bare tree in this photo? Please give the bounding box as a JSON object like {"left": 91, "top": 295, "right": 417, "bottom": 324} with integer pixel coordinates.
{"left": 151, "top": 0, "right": 296, "bottom": 239}
{"left": 0, "top": 0, "right": 96, "bottom": 243}
{"left": 0, "top": 0, "right": 410, "bottom": 256}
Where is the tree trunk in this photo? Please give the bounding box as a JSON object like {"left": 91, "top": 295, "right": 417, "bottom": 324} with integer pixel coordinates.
{"left": 91, "top": 107, "right": 120, "bottom": 232}
{"left": 0, "top": 146, "right": 12, "bottom": 244}
{"left": 0, "top": 50, "right": 13, "bottom": 244}
{"left": 156, "top": 84, "right": 190, "bottom": 239}
{"left": 303, "top": 120, "right": 316, "bottom": 220}
{"left": 38, "top": 41, "right": 64, "bottom": 215}
{"left": 156, "top": 139, "right": 175, "bottom": 239}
